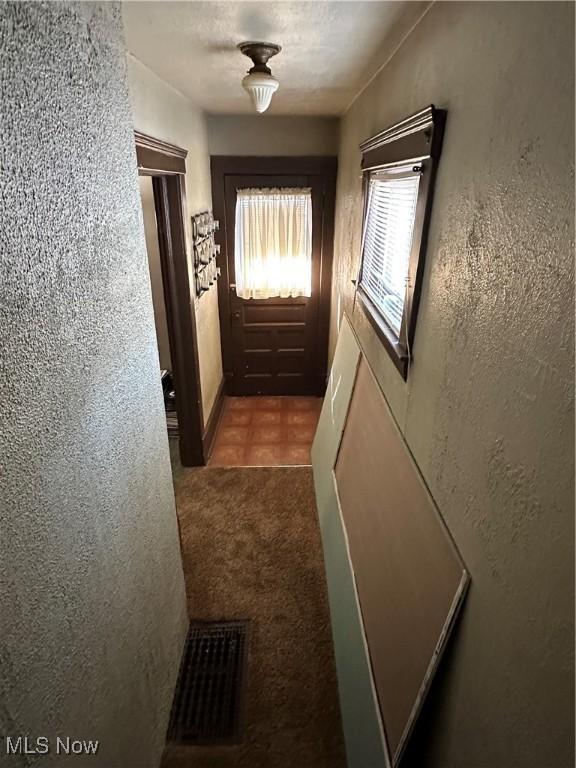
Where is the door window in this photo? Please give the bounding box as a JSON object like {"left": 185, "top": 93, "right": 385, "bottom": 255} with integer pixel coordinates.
{"left": 234, "top": 187, "right": 312, "bottom": 300}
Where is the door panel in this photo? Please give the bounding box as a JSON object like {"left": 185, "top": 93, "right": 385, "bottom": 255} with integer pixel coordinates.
{"left": 223, "top": 173, "right": 325, "bottom": 395}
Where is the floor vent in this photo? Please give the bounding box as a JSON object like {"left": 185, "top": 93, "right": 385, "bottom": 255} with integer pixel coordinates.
{"left": 167, "top": 620, "right": 250, "bottom": 745}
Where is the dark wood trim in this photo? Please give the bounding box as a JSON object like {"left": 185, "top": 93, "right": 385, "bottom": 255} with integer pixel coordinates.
{"left": 152, "top": 175, "right": 205, "bottom": 466}
{"left": 202, "top": 377, "right": 226, "bottom": 459}
{"left": 210, "top": 160, "right": 233, "bottom": 391}
{"left": 357, "top": 287, "right": 408, "bottom": 379}
{"left": 135, "top": 131, "right": 188, "bottom": 158}
{"left": 405, "top": 159, "right": 435, "bottom": 351}
{"left": 316, "top": 166, "right": 336, "bottom": 393}
{"left": 135, "top": 131, "right": 187, "bottom": 175}
{"left": 211, "top": 155, "right": 337, "bottom": 177}
{"left": 359, "top": 106, "right": 444, "bottom": 171}
{"left": 357, "top": 106, "right": 446, "bottom": 380}
{"left": 210, "top": 155, "right": 337, "bottom": 394}
{"left": 135, "top": 130, "right": 205, "bottom": 466}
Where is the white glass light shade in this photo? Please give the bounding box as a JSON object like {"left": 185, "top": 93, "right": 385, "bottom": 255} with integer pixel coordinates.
{"left": 241, "top": 71, "right": 279, "bottom": 113}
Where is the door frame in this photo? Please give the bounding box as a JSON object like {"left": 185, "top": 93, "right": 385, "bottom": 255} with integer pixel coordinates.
{"left": 135, "top": 131, "right": 205, "bottom": 466}
{"left": 210, "top": 155, "right": 337, "bottom": 395}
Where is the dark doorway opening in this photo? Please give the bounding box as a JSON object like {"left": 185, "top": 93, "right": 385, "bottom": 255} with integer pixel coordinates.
{"left": 136, "top": 132, "right": 205, "bottom": 467}
{"left": 211, "top": 156, "right": 337, "bottom": 397}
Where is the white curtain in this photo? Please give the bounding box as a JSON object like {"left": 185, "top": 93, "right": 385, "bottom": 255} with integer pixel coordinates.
{"left": 234, "top": 187, "right": 312, "bottom": 300}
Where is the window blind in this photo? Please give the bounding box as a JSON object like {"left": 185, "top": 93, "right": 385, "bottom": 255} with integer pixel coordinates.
{"left": 360, "top": 167, "right": 420, "bottom": 336}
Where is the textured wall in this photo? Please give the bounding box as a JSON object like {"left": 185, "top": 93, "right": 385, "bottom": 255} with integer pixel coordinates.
{"left": 126, "top": 54, "right": 223, "bottom": 426}
{"left": 207, "top": 115, "right": 340, "bottom": 156}
{"left": 139, "top": 176, "right": 172, "bottom": 370}
{"left": 331, "top": 2, "right": 574, "bottom": 767}
{"left": 0, "top": 4, "right": 188, "bottom": 766}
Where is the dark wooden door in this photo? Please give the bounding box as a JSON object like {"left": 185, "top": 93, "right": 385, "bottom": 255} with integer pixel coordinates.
{"left": 222, "top": 172, "right": 327, "bottom": 396}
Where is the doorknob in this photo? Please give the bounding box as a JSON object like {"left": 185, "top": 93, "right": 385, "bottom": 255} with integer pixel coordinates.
{"left": 229, "top": 283, "right": 236, "bottom": 291}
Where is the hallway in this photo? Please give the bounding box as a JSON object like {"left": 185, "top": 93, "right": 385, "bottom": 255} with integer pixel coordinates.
{"left": 163, "top": 456, "right": 346, "bottom": 767}
{"left": 1, "top": 3, "right": 574, "bottom": 768}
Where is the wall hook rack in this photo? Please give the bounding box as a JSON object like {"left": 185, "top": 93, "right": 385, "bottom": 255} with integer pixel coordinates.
{"left": 192, "top": 211, "right": 220, "bottom": 296}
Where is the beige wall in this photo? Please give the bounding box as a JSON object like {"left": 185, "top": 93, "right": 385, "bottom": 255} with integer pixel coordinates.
{"left": 331, "top": 3, "right": 574, "bottom": 767}
{"left": 139, "top": 175, "right": 172, "bottom": 370}
{"left": 127, "top": 54, "right": 223, "bottom": 426}
{"left": 207, "top": 114, "right": 339, "bottom": 156}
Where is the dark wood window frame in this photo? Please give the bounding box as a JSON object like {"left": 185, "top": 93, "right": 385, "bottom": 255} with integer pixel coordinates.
{"left": 210, "top": 156, "right": 337, "bottom": 395}
{"left": 135, "top": 130, "right": 206, "bottom": 466}
{"left": 357, "top": 105, "right": 446, "bottom": 379}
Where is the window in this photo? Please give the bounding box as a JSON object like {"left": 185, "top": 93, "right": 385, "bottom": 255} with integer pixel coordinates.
{"left": 357, "top": 106, "right": 446, "bottom": 378}
{"left": 234, "top": 187, "right": 312, "bottom": 300}
{"left": 362, "top": 166, "right": 420, "bottom": 336}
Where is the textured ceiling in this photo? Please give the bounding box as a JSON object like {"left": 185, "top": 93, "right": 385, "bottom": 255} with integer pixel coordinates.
{"left": 122, "top": 1, "right": 430, "bottom": 115}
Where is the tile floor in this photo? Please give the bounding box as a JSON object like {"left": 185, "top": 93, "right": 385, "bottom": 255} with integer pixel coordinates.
{"left": 209, "top": 396, "right": 323, "bottom": 467}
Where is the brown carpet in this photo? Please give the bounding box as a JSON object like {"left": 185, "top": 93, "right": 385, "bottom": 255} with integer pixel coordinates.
{"left": 161, "top": 465, "right": 347, "bottom": 768}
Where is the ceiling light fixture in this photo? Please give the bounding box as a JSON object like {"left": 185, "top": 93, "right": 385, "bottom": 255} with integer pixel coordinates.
{"left": 238, "top": 41, "right": 281, "bottom": 114}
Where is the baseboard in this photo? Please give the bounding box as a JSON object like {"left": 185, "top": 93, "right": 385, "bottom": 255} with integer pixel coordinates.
{"left": 202, "top": 378, "right": 226, "bottom": 461}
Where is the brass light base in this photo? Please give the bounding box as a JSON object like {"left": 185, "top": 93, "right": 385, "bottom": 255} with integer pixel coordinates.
{"left": 238, "top": 41, "right": 282, "bottom": 74}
